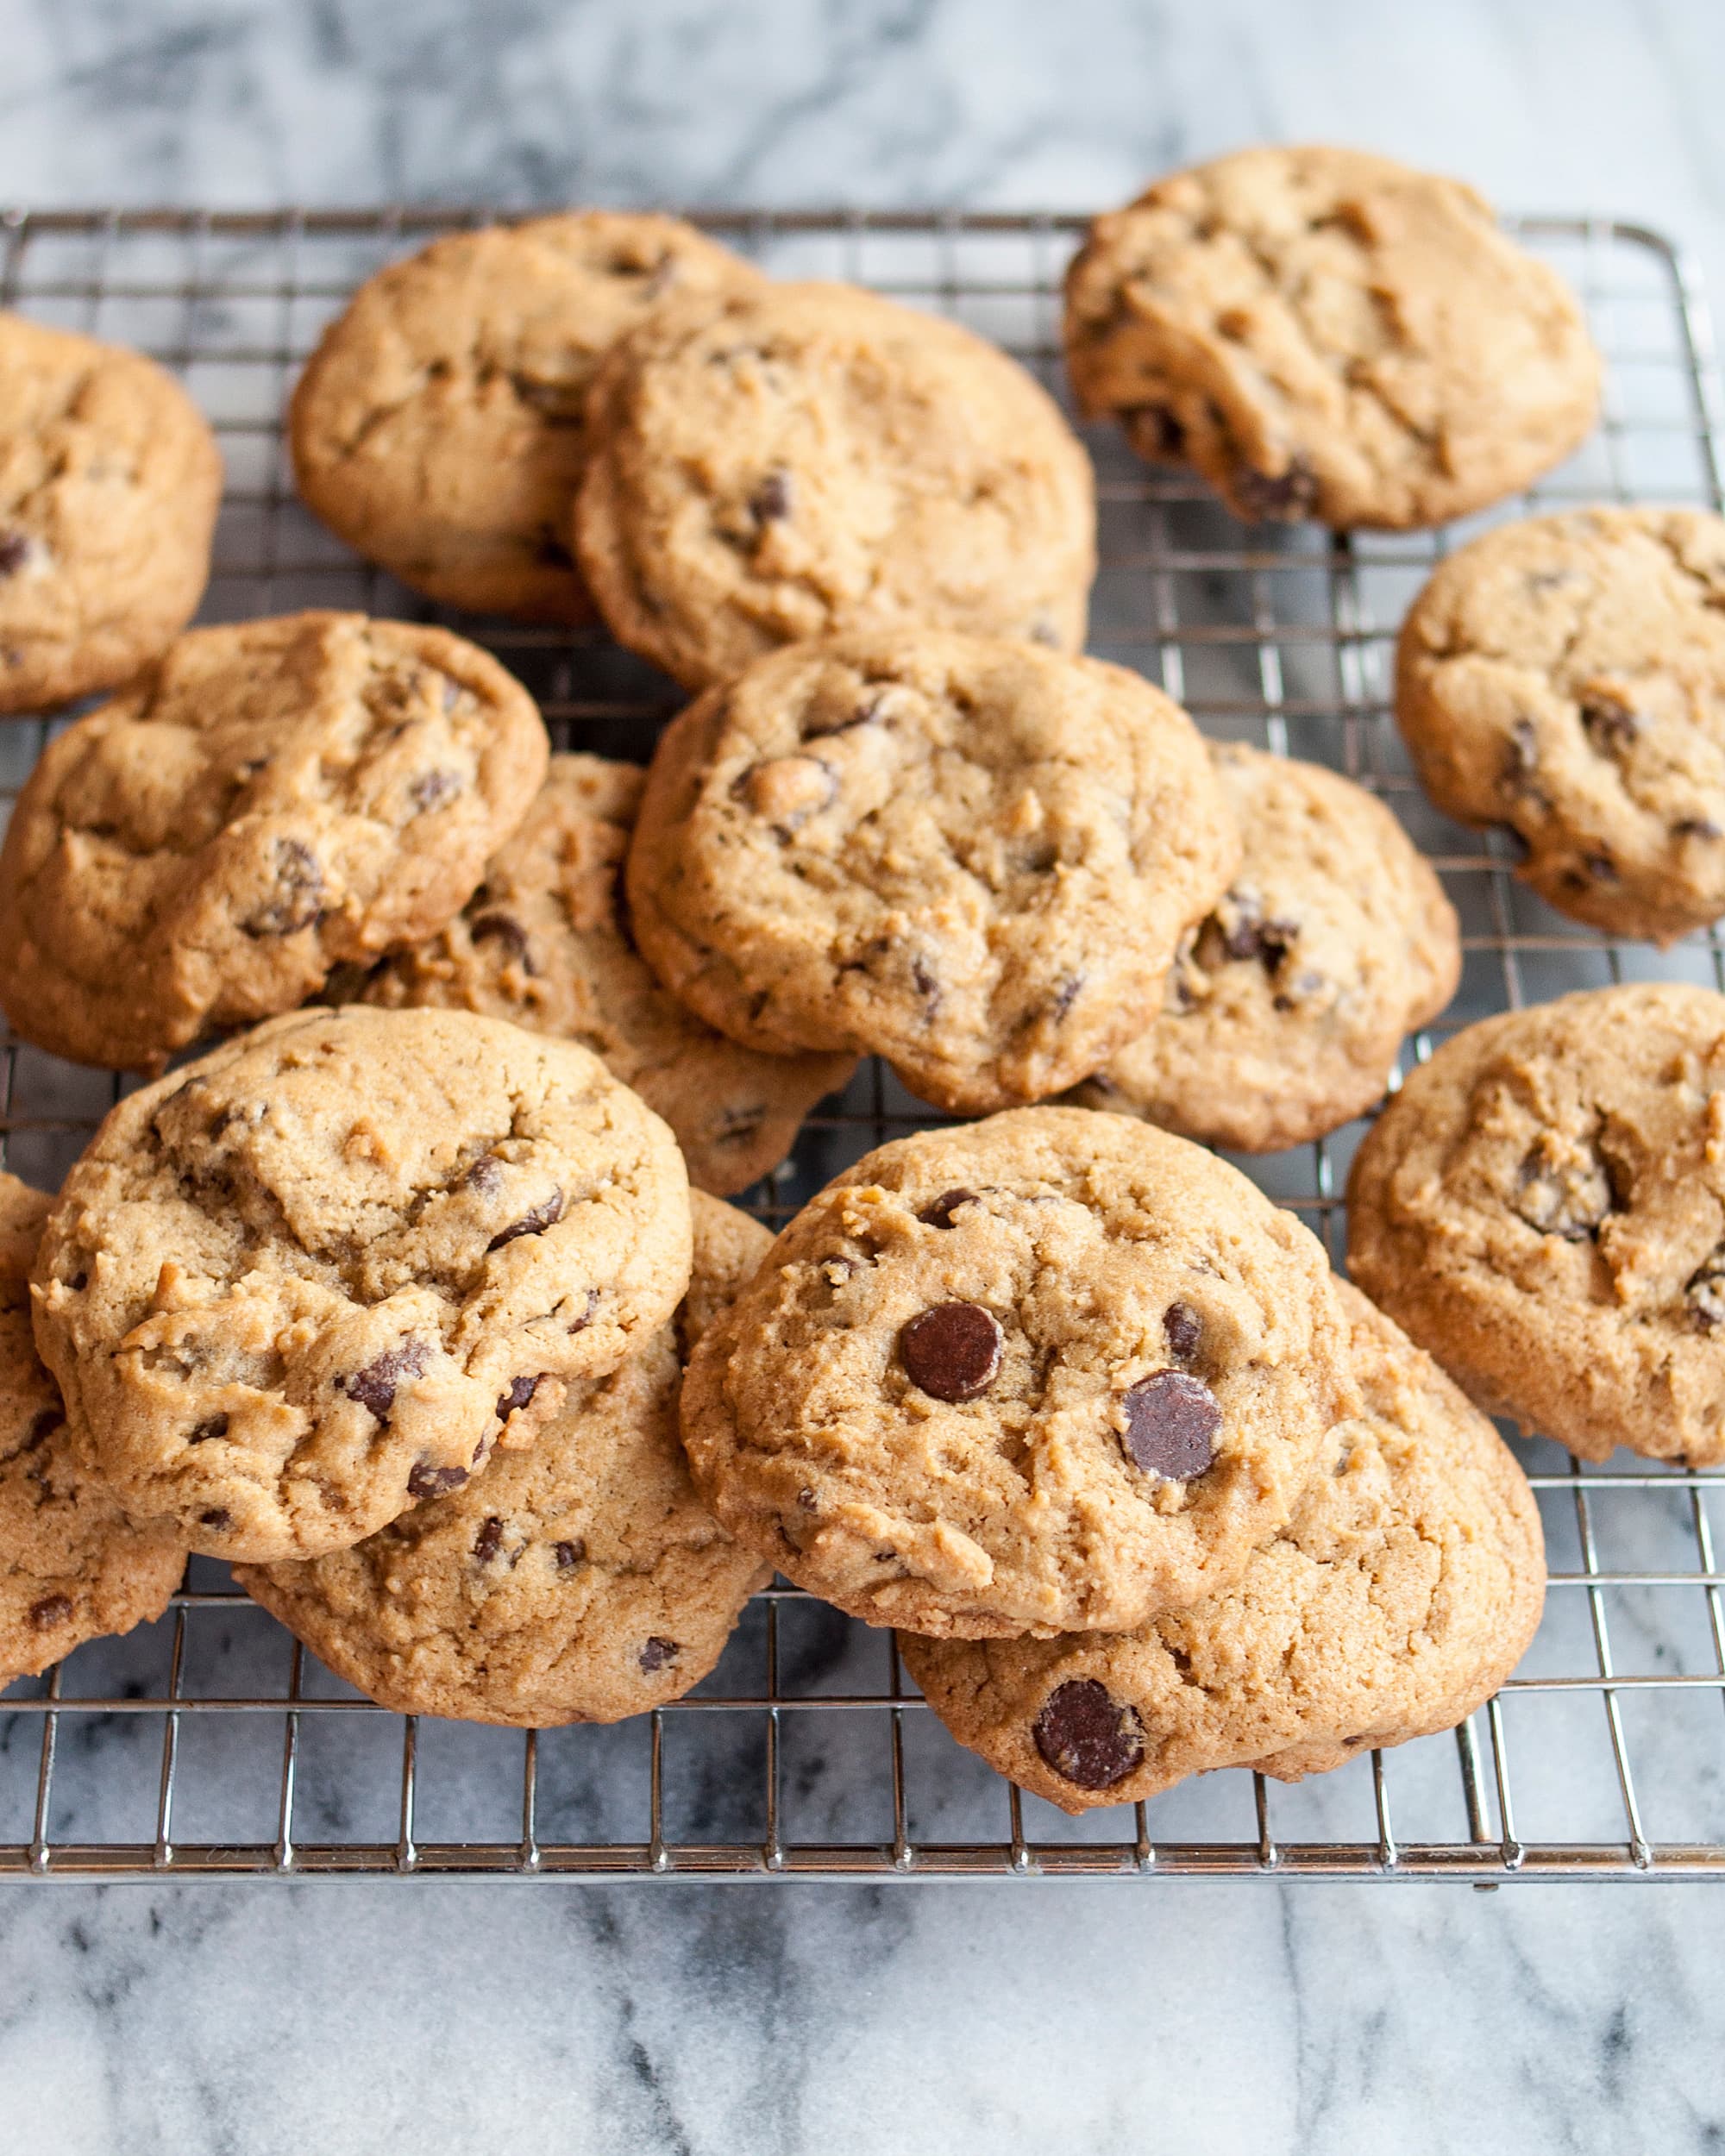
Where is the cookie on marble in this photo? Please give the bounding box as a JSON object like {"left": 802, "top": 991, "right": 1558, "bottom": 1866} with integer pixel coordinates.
{"left": 574, "top": 280, "right": 1097, "bottom": 689}
{"left": 344, "top": 753, "right": 854, "bottom": 1195}
{"left": 680, "top": 1106, "right": 1359, "bottom": 1639}
{"left": 1396, "top": 508, "right": 1725, "bottom": 943}
{"left": 1064, "top": 147, "right": 1599, "bottom": 530}
{"left": 1347, "top": 982, "right": 1725, "bottom": 1463}
{"left": 0, "top": 311, "right": 222, "bottom": 715}
{"left": 0, "top": 1173, "right": 185, "bottom": 1687}
{"left": 237, "top": 1193, "right": 770, "bottom": 1726}
{"left": 0, "top": 611, "right": 549, "bottom": 1072}
{"left": 291, "top": 213, "right": 762, "bottom": 621}
{"left": 624, "top": 632, "right": 1238, "bottom": 1114}
{"left": 1073, "top": 742, "right": 1460, "bottom": 1150}
{"left": 32, "top": 1006, "right": 693, "bottom": 1564}
{"left": 899, "top": 1280, "right": 1545, "bottom": 1808}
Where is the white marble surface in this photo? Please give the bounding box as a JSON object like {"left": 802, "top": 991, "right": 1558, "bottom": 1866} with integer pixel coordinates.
{"left": 5, "top": 3, "right": 1725, "bottom": 2149}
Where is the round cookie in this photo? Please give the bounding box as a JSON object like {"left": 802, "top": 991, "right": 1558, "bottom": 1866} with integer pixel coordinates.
{"left": 680, "top": 1106, "right": 1360, "bottom": 1638}
{"left": 0, "top": 311, "right": 222, "bottom": 714}
{"left": 0, "top": 611, "right": 550, "bottom": 1072}
{"left": 290, "top": 213, "right": 762, "bottom": 621}
{"left": 31, "top": 1006, "right": 693, "bottom": 1564}
{"left": 574, "top": 280, "right": 1097, "bottom": 689}
{"left": 1396, "top": 508, "right": 1725, "bottom": 943}
{"left": 899, "top": 1281, "right": 1545, "bottom": 1809}
{"left": 345, "top": 754, "right": 854, "bottom": 1195}
{"left": 236, "top": 1193, "right": 771, "bottom": 1726}
{"left": 1073, "top": 743, "right": 1460, "bottom": 1150}
{"left": 1064, "top": 147, "right": 1599, "bottom": 530}
{"left": 1346, "top": 983, "right": 1725, "bottom": 1464}
{"left": 624, "top": 633, "right": 1239, "bottom": 1114}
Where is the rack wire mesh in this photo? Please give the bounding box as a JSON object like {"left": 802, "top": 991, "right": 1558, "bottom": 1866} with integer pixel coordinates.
{"left": 3, "top": 205, "right": 1725, "bottom": 1881}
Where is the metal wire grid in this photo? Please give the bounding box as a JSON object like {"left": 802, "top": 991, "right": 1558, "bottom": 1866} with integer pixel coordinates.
{"left": 2, "top": 206, "right": 1725, "bottom": 1881}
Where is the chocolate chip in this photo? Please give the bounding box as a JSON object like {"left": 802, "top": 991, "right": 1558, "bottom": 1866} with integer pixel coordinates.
{"left": 716, "top": 1102, "right": 766, "bottom": 1144}
{"left": 1163, "top": 1302, "right": 1202, "bottom": 1362}
{"left": 566, "top": 1287, "right": 601, "bottom": 1334}
{"left": 1580, "top": 693, "right": 1641, "bottom": 757}
{"left": 339, "top": 1337, "right": 430, "bottom": 1421}
{"left": 473, "top": 1516, "right": 504, "bottom": 1564}
{"left": 750, "top": 468, "right": 792, "bottom": 524}
{"left": 464, "top": 1155, "right": 502, "bottom": 1194}
{"left": 1515, "top": 1142, "right": 1614, "bottom": 1241}
{"left": 554, "top": 1539, "right": 586, "bottom": 1571}
{"left": 1232, "top": 457, "right": 1318, "bottom": 522}
{"left": 1686, "top": 1251, "right": 1725, "bottom": 1328}
{"left": 911, "top": 956, "right": 942, "bottom": 1012}
{"left": 199, "top": 1508, "right": 233, "bottom": 1531}
{"left": 1210, "top": 891, "right": 1297, "bottom": 972}
{"left": 0, "top": 530, "right": 28, "bottom": 579}
{"left": 1032, "top": 1678, "right": 1145, "bottom": 1789}
{"left": 1675, "top": 818, "right": 1723, "bottom": 841}
{"left": 918, "top": 1188, "right": 977, "bottom": 1230}
{"left": 496, "top": 1373, "right": 543, "bottom": 1420}
{"left": 1050, "top": 974, "right": 1084, "bottom": 1022}
{"left": 23, "top": 1407, "right": 64, "bottom": 1451}
{"left": 27, "top": 1593, "right": 72, "bottom": 1631}
{"left": 639, "top": 1636, "right": 681, "bottom": 1673}
{"left": 1583, "top": 852, "right": 1619, "bottom": 882}
{"left": 796, "top": 1486, "right": 819, "bottom": 1511}
{"left": 469, "top": 912, "right": 533, "bottom": 968}
{"left": 407, "top": 1462, "right": 468, "bottom": 1499}
{"left": 188, "top": 1415, "right": 229, "bottom": 1444}
{"left": 245, "top": 838, "right": 323, "bottom": 937}
{"left": 487, "top": 1189, "right": 564, "bottom": 1252}
{"left": 899, "top": 1302, "right": 1002, "bottom": 1402}
{"left": 408, "top": 768, "right": 461, "bottom": 814}
{"left": 1120, "top": 1370, "right": 1221, "bottom": 1480}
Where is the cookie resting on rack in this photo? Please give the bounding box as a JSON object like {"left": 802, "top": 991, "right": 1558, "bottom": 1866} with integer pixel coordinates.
{"left": 1396, "top": 507, "right": 1725, "bottom": 943}
{"left": 1072, "top": 742, "right": 1460, "bottom": 1151}
{"left": 624, "top": 631, "right": 1238, "bottom": 1114}
{"left": 679, "top": 1106, "right": 1360, "bottom": 1639}
{"left": 0, "top": 310, "right": 223, "bottom": 715}
{"left": 899, "top": 1282, "right": 1546, "bottom": 1809}
{"left": 0, "top": 611, "right": 550, "bottom": 1072}
{"left": 30, "top": 1006, "right": 692, "bottom": 1564}
{"left": 574, "top": 279, "right": 1097, "bottom": 689}
{"left": 1063, "top": 146, "right": 1599, "bottom": 530}
{"left": 345, "top": 754, "right": 854, "bottom": 1196}
{"left": 237, "top": 1194, "right": 771, "bottom": 1727}
{"left": 1347, "top": 982, "right": 1725, "bottom": 1463}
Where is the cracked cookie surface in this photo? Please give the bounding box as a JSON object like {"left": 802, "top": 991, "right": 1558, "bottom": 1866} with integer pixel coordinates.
{"left": 1064, "top": 146, "right": 1598, "bottom": 530}
{"left": 346, "top": 754, "right": 853, "bottom": 1195}
{"left": 1397, "top": 507, "right": 1725, "bottom": 942}
{"left": 679, "top": 1106, "right": 1359, "bottom": 1638}
{"left": 574, "top": 281, "right": 1096, "bottom": 689}
{"left": 624, "top": 633, "right": 1238, "bottom": 1114}
{"left": 236, "top": 1193, "right": 770, "bottom": 1726}
{"left": 1074, "top": 743, "right": 1459, "bottom": 1150}
{"left": 0, "top": 611, "right": 550, "bottom": 1071}
{"left": 1347, "top": 983, "right": 1725, "bottom": 1463}
{"left": 291, "top": 213, "right": 762, "bottom": 621}
{"left": 899, "top": 1282, "right": 1545, "bottom": 1808}
{"left": 0, "top": 311, "right": 222, "bottom": 714}
{"left": 32, "top": 1006, "right": 692, "bottom": 1563}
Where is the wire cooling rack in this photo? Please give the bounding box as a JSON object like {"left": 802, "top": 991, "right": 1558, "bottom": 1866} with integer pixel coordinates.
{"left": 3, "top": 206, "right": 1725, "bottom": 1883}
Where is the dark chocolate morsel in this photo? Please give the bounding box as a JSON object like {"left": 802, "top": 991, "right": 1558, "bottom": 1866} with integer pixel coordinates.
{"left": 407, "top": 1461, "right": 468, "bottom": 1500}
{"left": 1579, "top": 693, "right": 1641, "bottom": 757}
{"left": 473, "top": 1516, "right": 504, "bottom": 1564}
{"left": 339, "top": 1337, "right": 430, "bottom": 1421}
{"left": 1050, "top": 974, "right": 1084, "bottom": 1021}
{"left": 0, "top": 530, "right": 28, "bottom": 578}
{"left": 199, "top": 1508, "right": 233, "bottom": 1531}
{"left": 408, "top": 768, "right": 461, "bottom": 814}
{"left": 464, "top": 1154, "right": 503, "bottom": 1194}
{"left": 487, "top": 1188, "right": 565, "bottom": 1252}
{"left": 554, "top": 1539, "right": 586, "bottom": 1571}
{"left": 245, "top": 837, "right": 323, "bottom": 937}
{"left": 1163, "top": 1301, "right": 1202, "bottom": 1362}
{"left": 1032, "top": 1678, "right": 1145, "bottom": 1789}
{"left": 1232, "top": 457, "right": 1318, "bottom": 522}
{"left": 23, "top": 1407, "right": 65, "bottom": 1451}
{"left": 469, "top": 912, "right": 533, "bottom": 969}
{"left": 28, "top": 1593, "right": 73, "bottom": 1631}
{"left": 188, "top": 1415, "right": 229, "bottom": 1444}
{"left": 639, "top": 1636, "right": 681, "bottom": 1673}
{"left": 899, "top": 1302, "right": 1002, "bottom": 1403}
{"left": 750, "top": 467, "right": 793, "bottom": 523}
{"left": 1120, "top": 1370, "right": 1221, "bottom": 1480}
{"left": 496, "top": 1374, "right": 544, "bottom": 1420}
{"left": 918, "top": 1188, "right": 977, "bottom": 1230}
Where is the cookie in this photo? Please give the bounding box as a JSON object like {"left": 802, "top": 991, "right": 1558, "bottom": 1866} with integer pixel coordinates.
{"left": 680, "top": 1106, "right": 1359, "bottom": 1638}
{"left": 0, "top": 311, "right": 222, "bottom": 714}
{"left": 236, "top": 1193, "right": 770, "bottom": 1726}
{"left": 290, "top": 213, "right": 762, "bottom": 621}
{"left": 1073, "top": 743, "right": 1460, "bottom": 1150}
{"left": 1396, "top": 508, "right": 1725, "bottom": 943}
{"left": 574, "top": 280, "right": 1096, "bottom": 689}
{"left": 1346, "top": 982, "right": 1725, "bottom": 1463}
{"left": 345, "top": 754, "right": 853, "bottom": 1195}
{"left": 624, "top": 633, "right": 1238, "bottom": 1114}
{"left": 0, "top": 1173, "right": 185, "bottom": 1688}
{"left": 0, "top": 611, "right": 550, "bottom": 1072}
{"left": 1064, "top": 147, "right": 1599, "bottom": 530}
{"left": 32, "top": 1006, "right": 693, "bottom": 1563}
{"left": 899, "top": 1280, "right": 1545, "bottom": 1809}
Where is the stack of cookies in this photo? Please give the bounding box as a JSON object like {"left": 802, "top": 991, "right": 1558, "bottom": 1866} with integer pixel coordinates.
{"left": 17, "top": 140, "right": 1723, "bottom": 1814}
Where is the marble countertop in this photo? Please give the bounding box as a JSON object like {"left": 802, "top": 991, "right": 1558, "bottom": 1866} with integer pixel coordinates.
{"left": 5, "top": 3, "right": 1725, "bottom": 2151}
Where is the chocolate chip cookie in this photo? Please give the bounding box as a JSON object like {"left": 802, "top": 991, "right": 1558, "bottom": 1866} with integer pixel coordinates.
{"left": 0, "top": 1173, "right": 185, "bottom": 1687}
{"left": 1064, "top": 147, "right": 1599, "bottom": 529}
{"left": 624, "top": 633, "right": 1238, "bottom": 1114}
{"left": 0, "top": 311, "right": 222, "bottom": 714}
{"left": 1397, "top": 508, "right": 1725, "bottom": 943}
{"left": 346, "top": 754, "right": 854, "bottom": 1194}
{"left": 1347, "top": 982, "right": 1725, "bottom": 1463}
{"left": 236, "top": 1193, "right": 770, "bottom": 1726}
{"left": 574, "top": 280, "right": 1097, "bottom": 689}
{"left": 899, "top": 1280, "right": 1545, "bottom": 1808}
{"left": 1073, "top": 743, "right": 1460, "bottom": 1150}
{"left": 291, "top": 214, "right": 762, "bottom": 621}
{"left": 0, "top": 611, "right": 549, "bottom": 1072}
{"left": 32, "top": 1006, "right": 693, "bottom": 1563}
{"left": 680, "top": 1106, "right": 1359, "bottom": 1638}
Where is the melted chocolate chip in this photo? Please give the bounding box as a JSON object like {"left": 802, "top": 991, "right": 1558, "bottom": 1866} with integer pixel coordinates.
{"left": 407, "top": 1462, "right": 468, "bottom": 1499}
{"left": 473, "top": 1516, "right": 504, "bottom": 1564}
{"left": 554, "top": 1539, "right": 586, "bottom": 1571}
{"left": 911, "top": 956, "right": 942, "bottom": 1012}
{"left": 408, "top": 768, "right": 461, "bottom": 814}
{"left": 246, "top": 838, "right": 323, "bottom": 937}
{"left": 1685, "top": 1251, "right": 1725, "bottom": 1329}
{"left": 918, "top": 1188, "right": 977, "bottom": 1230}
{"left": 487, "top": 1188, "right": 564, "bottom": 1252}
{"left": 496, "top": 1373, "right": 543, "bottom": 1420}
{"left": 28, "top": 1593, "right": 72, "bottom": 1631}
{"left": 188, "top": 1415, "right": 229, "bottom": 1444}
{"left": 566, "top": 1287, "right": 601, "bottom": 1335}
{"left": 1050, "top": 974, "right": 1084, "bottom": 1021}
{"left": 339, "top": 1337, "right": 430, "bottom": 1421}
{"left": 899, "top": 1302, "right": 1002, "bottom": 1402}
{"left": 1120, "top": 1370, "right": 1221, "bottom": 1480}
{"left": 1515, "top": 1142, "right": 1614, "bottom": 1242}
{"left": 1163, "top": 1301, "right": 1202, "bottom": 1362}
{"left": 0, "top": 530, "right": 28, "bottom": 579}
{"left": 469, "top": 912, "right": 533, "bottom": 968}
{"left": 1032, "top": 1678, "right": 1145, "bottom": 1789}
{"left": 23, "top": 1407, "right": 64, "bottom": 1451}
{"left": 1232, "top": 457, "right": 1318, "bottom": 522}
{"left": 464, "top": 1155, "right": 503, "bottom": 1194}
{"left": 1580, "top": 693, "right": 1641, "bottom": 757}
{"left": 750, "top": 468, "right": 793, "bottom": 524}
{"left": 199, "top": 1508, "right": 233, "bottom": 1531}
{"left": 639, "top": 1636, "right": 681, "bottom": 1673}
